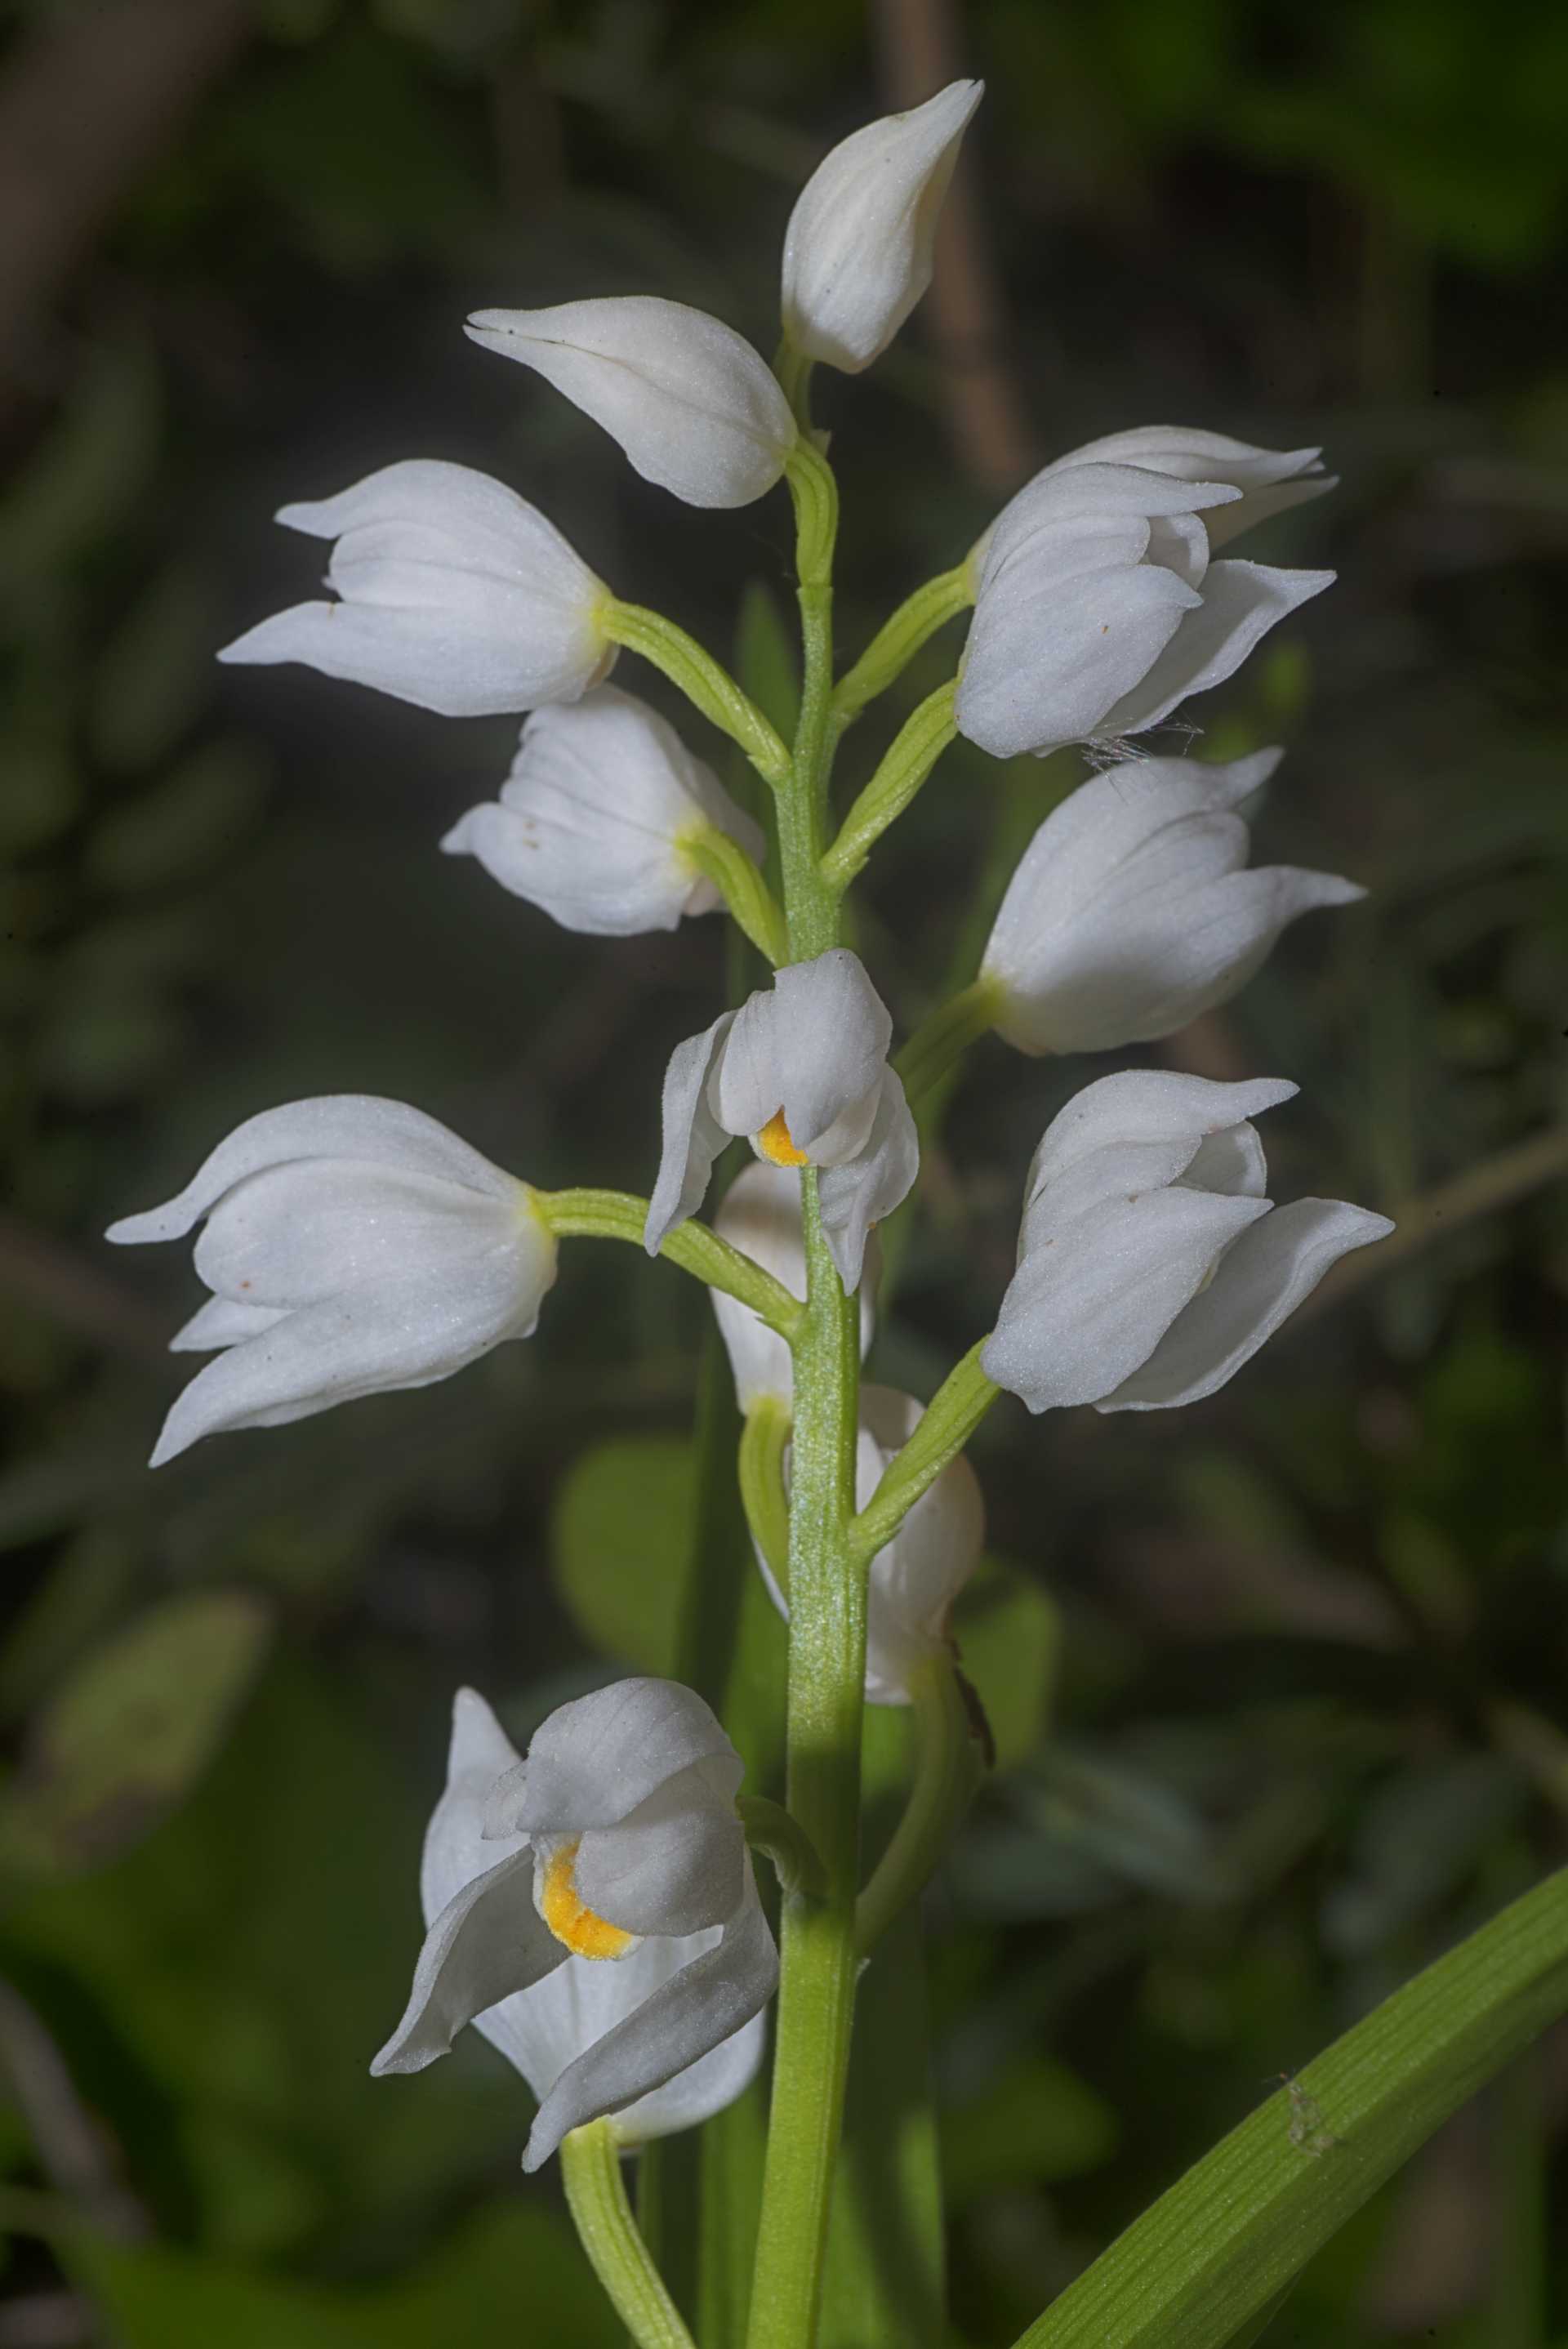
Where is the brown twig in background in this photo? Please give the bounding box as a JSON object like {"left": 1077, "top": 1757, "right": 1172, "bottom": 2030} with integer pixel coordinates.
{"left": 870, "top": 0, "right": 1039, "bottom": 492}
{"left": 0, "top": 0, "right": 256, "bottom": 402}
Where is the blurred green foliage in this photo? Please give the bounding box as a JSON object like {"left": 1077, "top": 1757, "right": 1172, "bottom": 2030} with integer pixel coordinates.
{"left": 0, "top": 0, "right": 1565, "bottom": 2342}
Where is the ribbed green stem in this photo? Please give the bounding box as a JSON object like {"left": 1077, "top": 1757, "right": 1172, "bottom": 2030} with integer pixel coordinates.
{"left": 561, "top": 2120, "right": 697, "bottom": 2349}
{"left": 895, "top": 975, "right": 1005, "bottom": 1111}
{"left": 682, "top": 825, "right": 789, "bottom": 965}
{"left": 855, "top": 1663, "right": 984, "bottom": 1958}
{"left": 850, "top": 1343, "right": 1001, "bottom": 1569}
{"left": 821, "top": 681, "right": 958, "bottom": 892}
{"left": 604, "top": 600, "right": 792, "bottom": 788}
{"left": 537, "top": 1188, "right": 803, "bottom": 1338}
{"left": 831, "top": 567, "right": 973, "bottom": 732}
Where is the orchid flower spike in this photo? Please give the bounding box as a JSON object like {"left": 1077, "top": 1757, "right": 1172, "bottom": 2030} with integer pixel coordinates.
{"left": 465, "top": 297, "right": 797, "bottom": 510}
{"left": 106, "top": 1098, "right": 556, "bottom": 1466}
{"left": 982, "top": 1072, "right": 1392, "bottom": 1415}
{"left": 979, "top": 749, "right": 1364, "bottom": 1054}
{"left": 759, "top": 1387, "right": 983, "bottom": 1703}
{"left": 956, "top": 432, "right": 1335, "bottom": 762}
{"left": 710, "top": 1163, "right": 879, "bottom": 1411}
{"left": 217, "top": 461, "right": 613, "bottom": 719}
{"left": 645, "top": 948, "right": 918, "bottom": 1290}
{"left": 372, "top": 1678, "right": 777, "bottom": 2172}
{"left": 442, "top": 686, "right": 766, "bottom": 938}
{"left": 781, "top": 79, "right": 983, "bottom": 374}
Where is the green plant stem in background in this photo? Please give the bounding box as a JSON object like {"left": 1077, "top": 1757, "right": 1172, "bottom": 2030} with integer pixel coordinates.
{"left": 821, "top": 680, "right": 958, "bottom": 891}
{"left": 561, "top": 2122, "right": 697, "bottom": 2349}
{"left": 830, "top": 567, "right": 973, "bottom": 732}
{"left": 854, "top": 1662, "right": 982, "bottom": 1958}
{"left": 738, "top": 1400, "right": 791, "bottom": 1588}
{"left": 537, "top": 1189, "right": 803, "bottom": 1337}
{"left": 603, "top": 600, "right": 792, "bottom": 788}
{"left": 850, "top": 1344, "right": 1001, "bottom": 1567}
{"left": 895, "top": 975, "right": 1004, "bottom": 1112}
{"left": 683, "top": 826, "right": 789, "bottom": 965}
{"left": 1011, "top": 1863, "right": 1568, "bottom": 2349}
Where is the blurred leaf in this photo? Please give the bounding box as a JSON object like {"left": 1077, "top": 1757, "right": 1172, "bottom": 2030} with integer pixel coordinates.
{"left": 941, "top": 2056, "right": 1119, "bottom": 2204}
{"left": 67, "top": 2235, "right": 371, "bottom": 2349}
{"left": 1011, "top": 1865, "right": 1568, "bottom": 2349}
{"left": 551, "top": 1433, "right": 693, "bottom": 1676}
{"left": 0, "top": 343, "right": 160, "bottom": 589}
{"left": 954, "top": 1558, "right": 1059, "bottom": 1774}
{"left": 1320, "top": 1755, "right": 1526, "bottom": 1956}
{"left": 0, "top": 1527, "right": 142, "bottom": 1726}
{"left": 90, "top": 566, "right": 223, "bottom": 773}
{"left": 735, "top": 582, "right": 800, "bottom": 742}
{"left": 0, "top": 1590, "right": 271, "bottom": 1879}
{"left": 86, "top": 743, "right": 269, "bottom": 896}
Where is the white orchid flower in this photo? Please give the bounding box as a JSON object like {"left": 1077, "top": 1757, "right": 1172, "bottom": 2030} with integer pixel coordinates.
{"left": 217, "top": 461, "right": 613, "bottom": 720}
{"left": 1053, "top": 426, "right": 1336, "bottom": 549}
{"left": 465, "top": 297, "right": 797, "bottom": 510}
{"left": 980, "top": 749, "right": 1363, "bottom": 1054}
{"left": 106, "top": 1097, "right": 556, "bottom": 1467}
{"left": 759, "top": 1387, "right": 983, "bottom": 1703}
{"left": 645, "top": 949, "right": 918, "bottom": 1290}
{"left": 956, "top": 435, "right": 1334, "bottom": 762}
{"left": 710, "top": 1163, "right": 878, "bottom": 1411}
{"left": 440, "top": 686, "right": 767, "bottom": 938}
{"left": 371, "top": 1678, "right": 777, "bottom": 2173}
{"left": 982, "top": 1072, "right": 1392, "bottom": 1415}
{"left": 781, "top": 80, "right": 983, "bottom": 374}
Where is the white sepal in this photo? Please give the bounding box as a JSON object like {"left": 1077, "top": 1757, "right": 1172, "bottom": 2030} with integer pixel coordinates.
{"left": 781, "top": 79, "right": 983, "bottom": 373}
{"left": 981, "top": 750, "right": 1364, "bottom": 1053}
{"left": 710, "top": 1163, "right": 877, "bottom": 1411}
{"left": 442, "top": 686, "right": 766, "bottom": 938}
{"left": 106, "top": 1096, "right": 556, "bottom": 1465}
{"left": 371, "top": 1681, "right": 777, "bottom": 2172}
{"left": 645, "top": 950, "right": 916, "bottom": 1290}
{"left": 217, "top": 461, "right": 612, "bottom": 718}
{"left": 982, "top": 1072, "right": 1391, "bottom": 1413}
{"left": 465, "top": 298, "right": 796, "bottom": 510}
{"left": 957, "top": 432, "right": 1335, "bottom": 760}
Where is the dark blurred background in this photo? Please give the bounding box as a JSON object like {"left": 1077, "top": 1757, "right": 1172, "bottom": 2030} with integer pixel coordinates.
{"left": 0, "top": 1, "right": 1566, "bottom": 2342}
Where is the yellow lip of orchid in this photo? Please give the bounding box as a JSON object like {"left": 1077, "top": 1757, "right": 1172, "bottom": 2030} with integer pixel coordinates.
{"left": 538, "top": 1838, "right": 639, "bottom": 1962}
{"left": 755, "top": 1109, "right": 810, "bottom": 1169}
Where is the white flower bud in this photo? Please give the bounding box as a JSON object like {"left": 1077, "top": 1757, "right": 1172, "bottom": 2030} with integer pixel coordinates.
{"left": 982, "top": 1072, "right": 1392, "bottom": 1415}
{"left": 981, "top": 749, "right": 1363, "bottom": 1053}
{"left": 465, "top": 297, "right": 796, "bottom": 510}
{"left": 107, "top": 1097, "right": 558, "bottom": 1465}
{"left": 956, "top": 436, "right": 1334, "bottom": 761}
{"left": 372, "top": 1679, "right": 777, "bottom": 2171}
{"left": 710, "top": 1162, "right": 879, "bottom": 1411}
{"left": 441, "top": 686, "right": 765, "bottom": 938}
{"left": 217, "top": 461, "right": 612, "bottom": 719}
{"left": 781, "top": 80, "right": 983, "bottom": 374}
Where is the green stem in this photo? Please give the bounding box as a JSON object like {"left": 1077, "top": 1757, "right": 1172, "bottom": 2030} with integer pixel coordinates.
{"left": 820, "top": 681, "right": 958, "bottom": 893}
{"left": 849, "top": 1342, "right": 1001, "bottom": 1570}
{"left": 682, "top": 826, "right": 789, "bottom": 965}
{"left": 895, "top": 975, "right": 1004, "bottom": 1112}
{"left": 537, "top": 1188, "right": 803, "bottom": 1338}
{"left": 738, "top": 1398, "right": 792, "bottom": 1588}
{"left": 561, "top": 2119, "right": 697, "bottom": 2349}
{"left": 774, "top": 446, "right": 840, "bottom": 961}
{"left": 773, "top": 339, "right": 816, "bottom": 432}
{"left": 603, "top": 600, "right": 792, "bottom": 789}
{"left": 855, "top": 1663, "right": 983, "bottom": 1959}
{"left": 741, "top": 1794, "right": 827, "bottom": 1900}
{"left": 831, "top": 568, "right": 973, "bottom": 732}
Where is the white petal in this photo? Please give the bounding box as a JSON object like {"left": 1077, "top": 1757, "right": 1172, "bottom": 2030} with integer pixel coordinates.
{"left": 982, "top": 1188, "right": 1272, "bottom": 1412}
{"left": 466, "top": 299, "right": 795, "bottom": 510}
{"left": 146, "top": 1247, "right": 547, "bottom": 1467}
{"left": 1095, "top": 559, "right": 1334, "bottom": 739}
{"left": 1026, "top": 1070, "right": 1298, "bottom": 1198}
{"left": 518, "top": 1678, "right": 741, "bottom": 1838}
{"left": 522, "top": 1875, "right": 777, "bottom": 2170}
{"left": 193, "top": 1161, "right": 530, "bottom": 1308}
{"left": 957, "top": 559, "right": 1202, "bottom": 761}
{"left": 781, "top": 80, "right": 983, "bottom": 373}
{"left": 443, "top": 687, "right": 764, "bottom": 938}
{"left": 107, "top": 1095, "right": 519, "bottom": 1246}
{"left": 857, "top": 1388, "right": 985, "bottom": 1704}
{"left": 1018, "top": 1135, "right": 1214, "bottom": 1255}
{"left": 611, "top": 2003, "right": 767, "bottom": 2146}
{"left": 773, "top": 952, "right": 893, "bottom": 1152}
{"left": 371, "top": 1844, "right": 564, "bottom": 2076}
{"left": 169, "top": 1295, "right": 287, "bottom": 1352}
{"left": 816, "top": 1071, "right": 919, "bottom": 1290}
{"left": 710, "top": 1162, "right": 877, "bottom": 1408}
{"left": 421, "top": 1689, "right": 528, "bottom": 1923}
{"left": 573, "top": 1758, "right": 746, "bottom": 1937}
{"left": 980, "top": 464, "right": 1241, "bottom": 586}
{"left": 644, "top": 1013, "right": 736, "bottom": 1255}
{"left": 1100, "top": 1197, "right": 1394, "bottom": 1411}
{"left": 1054, "top": 426, "right": 1325, "bottom": 493}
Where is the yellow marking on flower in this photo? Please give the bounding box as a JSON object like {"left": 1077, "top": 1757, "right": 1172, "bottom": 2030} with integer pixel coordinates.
{"left": 756, "top": 1109, "right": 809, "bottom": 1168}
{"left": 539, "top": 1839, "right": 635, "bottom": 1961}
